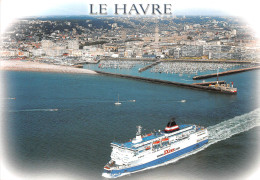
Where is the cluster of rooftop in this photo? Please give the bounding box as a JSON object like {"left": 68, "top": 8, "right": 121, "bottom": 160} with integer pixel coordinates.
{"left": 1, "top": 16, "right": 259, "bottom": 64}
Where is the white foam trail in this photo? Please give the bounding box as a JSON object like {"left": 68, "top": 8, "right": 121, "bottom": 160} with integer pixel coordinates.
{"left": 1, "top": 98, "right": 16, "bottom": 100}
{"left": 117, "top": 108, "right": 260, "bottom": 178}
{"left": 114, "top": 100, "right": 136, "bottom": 103}
{"left": 207, "top": 108, "right": 260, "bottom": 145}
{"left": 128, "top": 100, "right": 136, "bottom": 102}
{"left": 11, "top": 109, "right": 58, "bottom": 112}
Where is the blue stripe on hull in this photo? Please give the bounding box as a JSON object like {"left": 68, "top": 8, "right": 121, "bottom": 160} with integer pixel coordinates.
{"left": 106, "top": 139, "right": 208, "bottom": 178}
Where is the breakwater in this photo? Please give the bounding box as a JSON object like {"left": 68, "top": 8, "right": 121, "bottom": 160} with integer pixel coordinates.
{"left": 193, "top": 66, "right": 260, "bottom": 80}
{"left": 138, "top": 60, "right": 161, "bottom": 72}
{"left": 95, "top": 70, "right": 236, "bottom": 94}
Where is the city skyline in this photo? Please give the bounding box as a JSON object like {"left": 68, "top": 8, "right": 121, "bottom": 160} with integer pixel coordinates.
{"left": 1, "top": 15, "right": 259, "bottom": 62}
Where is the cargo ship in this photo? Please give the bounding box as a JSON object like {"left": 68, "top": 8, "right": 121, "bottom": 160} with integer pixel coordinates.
{"left": 102, "top": 119, "right": 208, "bottom": 178}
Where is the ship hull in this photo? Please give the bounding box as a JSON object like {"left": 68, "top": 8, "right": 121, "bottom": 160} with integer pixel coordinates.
{"left": 102, "top": 139, "right": 208, "bottom": 178}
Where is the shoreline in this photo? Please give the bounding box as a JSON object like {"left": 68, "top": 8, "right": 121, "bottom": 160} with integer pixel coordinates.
{"left": 0, "top": 60, "right": 97, "bottom": 74}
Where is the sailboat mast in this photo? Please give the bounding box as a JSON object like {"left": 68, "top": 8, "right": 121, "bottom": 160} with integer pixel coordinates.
{"left": 217, "top": 68, "right": 219, "bottom": 83}
{"left": 114, "top": 94, "right": 122, "bottom": 105}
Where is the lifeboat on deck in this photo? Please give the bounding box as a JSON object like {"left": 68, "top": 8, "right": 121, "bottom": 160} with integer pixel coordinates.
{"left": 153, "top": 141, "right": 160, "bottom": 145}
{"left": 161, "top": 138, "right": 169, "bottom": 142}
{"left": 145, "top": 146, "right": 151, "bottom": 150}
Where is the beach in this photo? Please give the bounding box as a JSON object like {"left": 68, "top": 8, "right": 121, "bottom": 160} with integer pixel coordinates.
{"left": 0, "top": 60, "right": 97, "bottom": 74}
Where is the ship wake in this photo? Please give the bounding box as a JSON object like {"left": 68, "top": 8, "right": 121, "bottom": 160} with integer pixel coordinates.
{"left": 10, "top": 108, "right": 58, "bottom": 112}
{"left": 207, "top": 108, "right": 260, "bottom": 145}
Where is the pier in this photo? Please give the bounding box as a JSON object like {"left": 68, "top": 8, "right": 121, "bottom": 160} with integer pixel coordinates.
{"left": 138, "top": 60, "right": 161, "bottom": 72}
{"left": 95, "top": 71, "right": 236, "bottom": 94}
{"left": 193, "top": 66, "right": 260, "bottom": 80}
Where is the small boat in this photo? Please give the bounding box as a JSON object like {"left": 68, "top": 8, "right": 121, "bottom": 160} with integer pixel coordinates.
{"left": 114, "top": 94, "right": 121, "bottom": 105}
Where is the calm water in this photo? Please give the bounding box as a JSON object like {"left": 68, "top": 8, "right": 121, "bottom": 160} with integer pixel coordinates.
{"left": 84, "top": 60, "right": 255, "bottom": 84}
{"left": 2, "top": 65, "right": 260, "bottom": 179}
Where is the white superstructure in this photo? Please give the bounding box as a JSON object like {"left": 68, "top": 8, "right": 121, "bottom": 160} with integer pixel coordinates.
{"left": 103, "top": 119, "right": 208, "bottom": 178}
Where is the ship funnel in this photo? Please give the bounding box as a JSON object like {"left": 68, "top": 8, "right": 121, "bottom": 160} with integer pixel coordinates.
{"left": 132, "top": 126, "right": 142, "bottom": 143}
{"left": 164, "top": 118, "right": 179, "bottom": 133}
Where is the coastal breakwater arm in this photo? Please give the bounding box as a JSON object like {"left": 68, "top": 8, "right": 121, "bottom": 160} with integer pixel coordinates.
{"left": 138, "top": 60, "right": 161, "bottom": 72}
{"left": 95, "top": 70, "right": 235, "bottom": 94}
{"left": 193, "top": 66, "right": 260, "bottom": 80}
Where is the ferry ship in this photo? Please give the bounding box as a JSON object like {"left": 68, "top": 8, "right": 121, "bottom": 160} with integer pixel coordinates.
{"left": 102, "top": 119, "right": 208, "bottom": 178}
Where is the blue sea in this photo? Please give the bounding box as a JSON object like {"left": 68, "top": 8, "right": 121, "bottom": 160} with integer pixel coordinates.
{"left": 1, "top": 62, "right": 260, "bottom": 179}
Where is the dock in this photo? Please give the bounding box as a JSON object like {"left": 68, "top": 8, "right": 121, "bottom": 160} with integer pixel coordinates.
{"left": 138, "top": 60, "right": 161, "bottom": 72}
{"left": 95, "top": 71, "right": 236, "bottom": 94}
{"left": 193, "top": 66, "right": 260, "bottom": 80}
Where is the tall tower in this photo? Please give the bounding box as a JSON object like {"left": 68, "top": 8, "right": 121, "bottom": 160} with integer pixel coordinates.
{"left": 154, "top": 25, "right": 159, "bottom": 50}
{"left": 121, "top": 29, "right": 127, "bottom": 41}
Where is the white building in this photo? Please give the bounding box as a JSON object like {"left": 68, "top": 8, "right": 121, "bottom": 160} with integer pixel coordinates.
{"left": 41, "top": 40, "right": 54, "bottom": 50}
{"left": 31, "top": 49, "right": 45, "bottom": 56}
{"left": 0, "top": 50, "right": 17, "bottom": 57}
{"left": 68, "top": 40, "right": 79, "bottom": 50}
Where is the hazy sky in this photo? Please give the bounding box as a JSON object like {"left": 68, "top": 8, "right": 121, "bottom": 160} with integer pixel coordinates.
{"left": 1, "top": 0, "right": 260, "bottom": 36}
{"left": 1, "top": 0, "right": 254, "bottom": 17}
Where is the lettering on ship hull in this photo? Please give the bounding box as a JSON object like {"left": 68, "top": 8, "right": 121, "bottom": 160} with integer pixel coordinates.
{"left": 164, "top": 148, "right": 175, "bottom": 155}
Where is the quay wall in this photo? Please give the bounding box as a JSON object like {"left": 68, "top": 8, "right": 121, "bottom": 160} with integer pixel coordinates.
{"left": 193, "top": 66, "right": 260, "bottom": 80}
